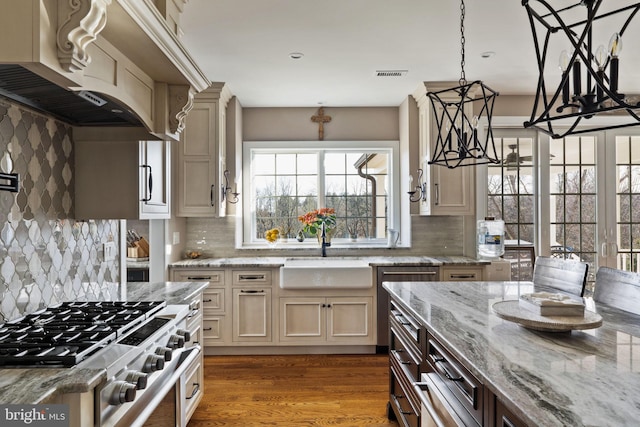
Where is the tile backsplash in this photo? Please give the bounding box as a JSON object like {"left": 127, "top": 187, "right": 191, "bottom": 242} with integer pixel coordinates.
{"left": 0, "top": 98, "right": 119, "bottom": 322}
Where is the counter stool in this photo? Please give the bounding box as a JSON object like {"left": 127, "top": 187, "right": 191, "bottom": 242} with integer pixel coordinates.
{"left": 532, "top": 256, "right": 589, "bottom": 297}
{"left": 594, "top": 267, "right": 640, "bottom": 315}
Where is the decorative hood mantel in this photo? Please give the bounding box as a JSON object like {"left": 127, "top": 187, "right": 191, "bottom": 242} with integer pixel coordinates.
{"left": 0, "top": 0, "right": 211, "bottom": 141}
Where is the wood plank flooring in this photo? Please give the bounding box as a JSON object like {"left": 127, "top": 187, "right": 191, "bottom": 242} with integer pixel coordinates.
{"left": 188, "top": 354, "right": 399, "bottom": 426}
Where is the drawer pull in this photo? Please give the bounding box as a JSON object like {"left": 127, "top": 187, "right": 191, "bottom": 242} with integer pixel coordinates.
{"left": 203, "top": 298, "right": 213, "bottom": 303}
{"left": 449, "top": 274, "right": 476, "bottom": 279}
{"left": 238, "top": 275, "right": 265, "bottom": 281}
{"left": 187, "top": 276, "right": 212, "bottom": 280}
{"left": 203, "top": 327, "right": 213, "bottom": 331}
{"left": 186, "top": 383, "right": 200, "bottom": 400}
{"left": 434, "top": 359, "right": 463, "bottom": 382}
{"left": 383, "top": 271, "right": 437, "bottom": 276}
{"left": 240, "top": 289, "right": 264, "bottom": 293}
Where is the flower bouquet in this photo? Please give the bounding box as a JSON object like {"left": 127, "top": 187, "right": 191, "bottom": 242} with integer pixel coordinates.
{"left": 298, "top": 208, "right": 337, "bottom": 237}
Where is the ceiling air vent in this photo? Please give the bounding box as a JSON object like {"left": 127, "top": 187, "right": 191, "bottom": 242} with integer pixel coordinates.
{"left": 375, "top": 70, "right": 408, "bottom": 77}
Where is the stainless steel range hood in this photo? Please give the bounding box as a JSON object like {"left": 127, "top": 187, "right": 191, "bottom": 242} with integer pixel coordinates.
{"left": 0, "top": 0, "right": 211, "bottom": 140}
{"left": 0, "top": 64, "right": 142, "bottom": 126}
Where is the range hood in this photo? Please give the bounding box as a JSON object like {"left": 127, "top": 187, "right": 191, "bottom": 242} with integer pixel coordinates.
{"left": 0, "top": 64, "right": 142, "bottom": 127}
{"left": 0, "top": 0, "right": 211, "bottom": 140}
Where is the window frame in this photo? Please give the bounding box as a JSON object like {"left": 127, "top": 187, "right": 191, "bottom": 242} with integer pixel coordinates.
{"left": 240, "top": 140, "right": 400, "bottom": 249}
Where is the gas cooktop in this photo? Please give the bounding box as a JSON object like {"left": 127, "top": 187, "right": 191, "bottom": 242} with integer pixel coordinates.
{"left": 0, "top": 301, "right": 165, "bottom": 367}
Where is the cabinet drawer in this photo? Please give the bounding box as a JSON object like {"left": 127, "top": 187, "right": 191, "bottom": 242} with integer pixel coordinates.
{"left": 390, "top": 361, "right": 420, "bottom": 427}
{"left": 390, "top": 324, "right": 421, "bottom": 383}
{"left": 203, "top": 288, "right": 225, "bottom": 314}
{"left": 442, "top": 267, "right": 484, "bottom": 281}
{"left": 232, "top": 270, "right": 272, "bottom": 286}
{"left": 427, "top": 335, "right": 483, "bottom": 426}
{"left": 172, "top": 269, "right": 225, "bottom": 285}
{"left": 182, "top": 354, "right": 203, "bottom": 423}
{"left": 389, "top": 300, "right": 423, "bottom": 352}
{"left": 202, "top": 317, "right": 225, "bottom": 344}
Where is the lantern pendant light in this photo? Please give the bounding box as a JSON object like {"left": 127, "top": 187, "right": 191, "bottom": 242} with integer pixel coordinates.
{"left": 522, "top": 0, "right": 640, "bottom": 138}
{"left": 427, "top": 0, "right": 500, "bottom": 169}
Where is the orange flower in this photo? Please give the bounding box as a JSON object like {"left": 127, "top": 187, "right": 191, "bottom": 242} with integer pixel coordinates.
{"left": 298, "top": 208, "right": 336, "bottom": 236}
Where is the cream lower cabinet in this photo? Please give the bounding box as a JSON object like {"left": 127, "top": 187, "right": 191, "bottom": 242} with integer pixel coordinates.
{"left": 232, "top": 288, "right": 272, "bottom": 342}
{"left": 171, "top": 268, "right": 228, "bottom": 346}
{"left": 279, "top": 297, "right": 374, "bottom": 344}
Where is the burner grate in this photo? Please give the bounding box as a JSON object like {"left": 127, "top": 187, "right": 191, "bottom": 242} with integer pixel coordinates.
{"left": 0, "top": 301, "right": 165, "bottom": 367}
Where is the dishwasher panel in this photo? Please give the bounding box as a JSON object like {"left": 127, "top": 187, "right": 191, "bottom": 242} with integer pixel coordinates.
{"left": 376, "top": 265, "right": 439, "bottom": 352}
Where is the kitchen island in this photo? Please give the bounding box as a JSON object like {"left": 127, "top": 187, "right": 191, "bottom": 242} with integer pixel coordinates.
{"left": 383, "top": 280, "right": 640, "bottom": 426}
{"left": 0, "top": 281, "right": 208, "bottom": 405}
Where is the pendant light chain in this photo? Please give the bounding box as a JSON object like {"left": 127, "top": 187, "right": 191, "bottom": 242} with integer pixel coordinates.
{"left": 459, "top": 0, "right": 466, "bottom": 85}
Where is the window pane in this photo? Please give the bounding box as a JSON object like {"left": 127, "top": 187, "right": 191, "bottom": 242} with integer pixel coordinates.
{"left": 325, "top": 153, "right": 345, "bottom": 174}
{"left": 253, "top": 153, "right": 275, "bottom": 175}
{"left": 297, "top": 153, "right": 317, "bottom": 175}
{"left": 297, "top": 176, "right": 317, "bottom": 197}
{"left": 326, "top": 175, "right": 346, "bottom": 195}
{"left": 276, "top": 153, "right": 296, "bottom": 175}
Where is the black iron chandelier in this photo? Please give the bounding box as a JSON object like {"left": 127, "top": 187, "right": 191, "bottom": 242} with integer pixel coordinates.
{"left": 427, "top": 0, "right": 500, "bottom": 169}
{"left": 522, "top": 0, "right": 640, "bottom": 138}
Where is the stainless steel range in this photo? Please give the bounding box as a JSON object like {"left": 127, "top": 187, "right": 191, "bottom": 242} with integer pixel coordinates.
{"left": 0, "top": 301, "right": 201, "bottom": 427}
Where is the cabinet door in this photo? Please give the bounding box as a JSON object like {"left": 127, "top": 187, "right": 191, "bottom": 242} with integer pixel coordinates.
{"left": 279, "top": 298, "right": 325, "bottom": 342}
{"left": 139, "top": 140, "right": 171, "bottom": 218}
{"left": 429, "top": 163, "right": 474, "bottom": 215}
{"left": 327, "top": 297, "right": 373, "bottom": 343}
{"left": 415, "top": 83, "right": 475, "bottom": 216}
{"left": 177, "top": 101, "right": 217, "bottom": 216}
{"left": 232, "top": 288, "right": 272, "bottom": 342}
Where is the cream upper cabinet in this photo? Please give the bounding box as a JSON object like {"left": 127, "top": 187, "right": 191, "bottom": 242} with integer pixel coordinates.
{"left": 75, "top": 128, "right": 171, "bottom": 220}
{"left": 176, "top": 84, "right": 231, "bottom": 217}
{"left": 413, "top": 83, "right": 475, "bottom": 216}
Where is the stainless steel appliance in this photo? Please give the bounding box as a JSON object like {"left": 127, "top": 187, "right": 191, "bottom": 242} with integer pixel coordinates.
{"left": 376, "top": 266, "right": 439, "bottom": 352}
{"left": 0, "top": 301, "right": 200, "bottom": 427}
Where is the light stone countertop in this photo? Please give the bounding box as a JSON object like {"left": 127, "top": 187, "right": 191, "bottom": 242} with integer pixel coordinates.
{"left": 0, "top": 281, "right": 209, "bottom": 405}
{"left": 169, "top": 255, "right": 490, "bottom": 268}
{"left": 383, "top": 281, "right": 640, "bottom": 427}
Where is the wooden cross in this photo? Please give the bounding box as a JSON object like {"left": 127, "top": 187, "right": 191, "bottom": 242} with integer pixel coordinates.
{"left": 311, "top": 107, "right": 331, "bottom": 140}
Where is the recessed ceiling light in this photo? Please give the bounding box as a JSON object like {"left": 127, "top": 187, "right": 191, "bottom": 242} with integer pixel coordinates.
{"left": 289, "top": 52, "right": 304, "bottom": 60}
{"left": 481, "top": 51, "right": 496, "bottom": 59}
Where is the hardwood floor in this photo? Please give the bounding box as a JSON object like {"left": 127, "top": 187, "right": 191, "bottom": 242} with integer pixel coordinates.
{"left": 188, "top": 353, "right": 399, "bottom": 426}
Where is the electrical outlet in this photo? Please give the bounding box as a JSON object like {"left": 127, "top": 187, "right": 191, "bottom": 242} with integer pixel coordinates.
{"left": 173, "top": 231, "right": 180, "bottom": 245}
{"left": 104, "top": 241, "right": 116, "bottom": 261}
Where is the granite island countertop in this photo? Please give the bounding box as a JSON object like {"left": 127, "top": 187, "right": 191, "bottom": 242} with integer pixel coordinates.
{"left": 169, "top": 255, "right": 489, "bottom": 268}
{"left": 0, "top": 281, "right": 209, "bottom": 405}
{"left": 383, "top": 281, "right": 640, "bottom": 427}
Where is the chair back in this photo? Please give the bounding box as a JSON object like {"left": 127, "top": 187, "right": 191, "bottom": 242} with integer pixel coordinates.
{"left": 594, "top": 267, "right": 640, "bottom": 315}
{"left": 532, "top": 256, "right": 589, "bottom": 297}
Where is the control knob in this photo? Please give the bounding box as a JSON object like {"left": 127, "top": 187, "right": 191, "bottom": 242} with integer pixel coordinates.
{"left": 107, "top": 380, "right": 137, "bottom": 405}
{"left": 176, "top": 328, "right": 191, "bottom": 342}
{"left": 142, "top": 354, "right": 165, "bottom": 373}
{"left": 125, "top": 371, "right": 148, "bottom": 390}
{"left": 155, "top": 346, "right": 173, "bottom": 361}
{"left": 167, "top": 334, "right": 185, "bottom": 349}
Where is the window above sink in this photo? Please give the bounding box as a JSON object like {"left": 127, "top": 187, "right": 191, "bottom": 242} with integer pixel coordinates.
{"left": 241, "top": 140, "right": 401, "bottom": 249}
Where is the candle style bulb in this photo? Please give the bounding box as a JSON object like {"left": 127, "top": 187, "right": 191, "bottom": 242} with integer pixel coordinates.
{"left": 609, "top": 33, "right": 623, "bottom": 57}
{"left": 608, "top": 33, "right": 622, "bottom": 94}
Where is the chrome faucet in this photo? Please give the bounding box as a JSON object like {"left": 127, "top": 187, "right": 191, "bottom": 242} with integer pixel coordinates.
{"left": 321, "top": 222, "right": 328, "bottom": 257}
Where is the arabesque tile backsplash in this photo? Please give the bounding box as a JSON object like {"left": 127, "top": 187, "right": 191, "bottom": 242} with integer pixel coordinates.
{"left": 0, "top": 98, "right": 119, "bottom": 322}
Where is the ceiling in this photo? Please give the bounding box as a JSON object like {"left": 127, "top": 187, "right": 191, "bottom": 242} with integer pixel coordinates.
{"left": 180, "top": 0, "right": 640, "bottom": 108}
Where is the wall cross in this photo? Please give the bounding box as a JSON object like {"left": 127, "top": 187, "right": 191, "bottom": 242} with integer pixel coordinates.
{"left": 311, "top": 107, "right": 332, "bottom": 140}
